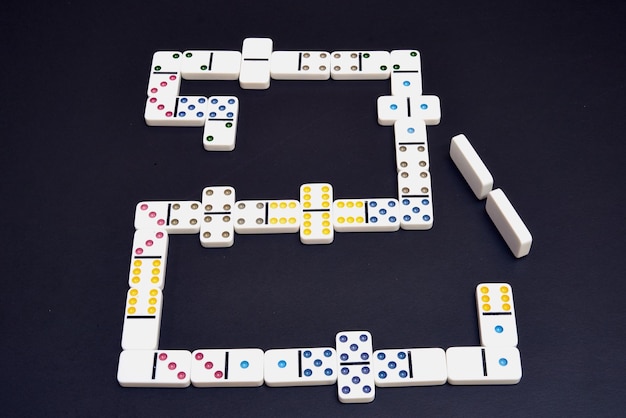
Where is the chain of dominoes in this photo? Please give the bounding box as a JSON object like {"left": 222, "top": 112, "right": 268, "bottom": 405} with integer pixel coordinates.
{"left": 120, "top": 38, "right": 531, "bottom": 401}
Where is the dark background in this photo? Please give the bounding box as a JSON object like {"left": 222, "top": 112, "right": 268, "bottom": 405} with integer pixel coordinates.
{"left": 2, "top": 0, "right": 625, "bottom": 416}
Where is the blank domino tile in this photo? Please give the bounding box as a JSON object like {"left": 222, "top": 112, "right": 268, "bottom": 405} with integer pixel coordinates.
{"left": 146, "top": 51, "right": 182, "bottom": 96}
{"left": 264, "top": 347, "right": 337, "bottom": 387}
{"left": 203, "top": 96, "right": 239, "bottom": 151}
{"left": 128, "top": 229, "right": 169, "bottom": 289}
{"left": 233, "top": 200, "right": 300, "bottom": 234}
{"left": 373, "top": 348, "right": 447, "bottom": 387}
{"left": 330, "top": 51, "right": 390, "bottom": 80}
{"left": 180, "top": 50, "right": 241, "bottom": 80}
{"left": 239, "top": 37, "right": 273, "bottom": 89}
{"left": 446, "top": 346, "right": 522, "bottom": 385}
{"left": 486, "top": 188, "right": 532, "bottom": 258}
{"left": 190, "top": 349, "right": 264, "bottom": 387}
{"left": 336, "top": 331, "right": 375, "bottom": 404}
{"left": 390, "top": 50, "right": 422, "bottom": 96}
{"left": 394, "top": 119, "right": 429, "bottom": 172}
{"left": 117, "top": 350, "right": 191, "bottom": 388}
{"left": 134, "top": 201, "right": 201, "bottom": 234}
{"left": 120, "top": 287, "right": 162, "bottom": 350}
{"left": 377, "top": 95, "right": 441, "bottom": 126}
{"left": 477, "top": 283, "right": 518, "bottom": 347}
{"left": 332, "top": 199, "right": 399, "bottom": 232}
{"left": 144, "top": 95, "right": 208, "bottom": 127}
{"left": 270, "top": 51, "right": 330, "bottom": 80}
{"left": 397, "top": 170, "right": 433, "bottom": 230}
{"left": 300, "top": 183, "right": 334, "bottom": 244}
{"left": 199, "top": 186, "right": 235, "bottom": 248}
{"left": 449, "top": 134, "right": 494, "bottom": 200}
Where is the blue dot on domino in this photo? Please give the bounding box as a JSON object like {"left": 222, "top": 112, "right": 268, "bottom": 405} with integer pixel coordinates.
{"left": 181, "top": 98, "right": 188, "bottom": 103}
{"left": 399, "top": 370, "right": 408, "bottom": 378}
{"left": 398, "top": 352, "right": 406, "bottom": 360}
{"left": 304, "top": 369, "right": 312, "bottom": 377}
{"left": 303, "top": 350, "right": 312, "bottom": 358}
{"left": 390, "top": 216, "right": 397, "bottom": 222}
{"left": 199, "top": 98, "right": 206, "bottom": 103}
{"left": 350, "top": 344, "right": 358, "bottom": 352}
{"left": 278, "top": 360, "right": 287, "bottom": 368}
{"left": 402, "top": 199, "right": 410, "bottom": 206}
{"left": 422, "top": 199, "right": 430, "bottom": 206}
{"left": 495, "top": 325, "right": 504, "bottom": 333}
{"left": 339, "top": 335, "right": 348, "bottom": 343}
{"left": 211, "top": 98, "right": 218, "bottom": 104}
{"left": 324, "top": 350, "right": 332, "bottom": 357}
{"left": 420, "top": 103, "right": 428, "bottom": 109}
{"left": 412, "top": 207, "right": 421, "bottom": 214}
{"left": 378, "top": 371, "right": 387, "bottom": 379}
{"left": 499, "top": 358, "right": 508, "bottom": 366}
{"left": 390, "top": 104, "right": 398, "bottom": 110}
{"left": 363, "top": 385, "right": 372, "bottom": 393}
{"left": 377, "top": 352, "right": 386, "bottom": 360}
{"left": 408, "top": 127, "right": 415, "bottom": 133}
{"left": 342, "top": 386, "right": 351, "bottom": 394}
{"left": 369, "top": 201, "right": 377, "bottom": 208}
{"left": 219, "top": 105, "right": 226, "bottom": 111}
{"left": 423, "top": 215, "right": 431, "bottom": 221}
{"left": 370, "top": 216, "right": 378, "bottom": 223}
{"left": 197, "top": 112, "right": 204, "bottom": 117}
{"left": 388, "top": 200, "right": 396, "bottom": 207}
{"left": 360, "top": 334, "right": 368, "bottom": 342}
{"left": 341, "top": 367, "right": 349, "bottom": 375}
{"left": 362, "top": 366, "right": 370, "bottom": 374}
{"left": 314, "top": 359, "right": 322, "bottom": 367}
{"left": 340, "top": 353, "right": 348, "bottom": 361}
{"left": 228, "top": 98, "right": 235, "bottom": 104}
{"left": 240, "top": 361, "right": 249, "bottom": 369}
{"left": 188, "top": 104, "right": 196, "bottom": 110}
{"left": 403, "top": 215, "right": 412, "bottom": 221}
{"left": 352, "top": 376, "right": 360, "bottom": 384}
{"left": 324, "top": 368, "right": 333, "bottom": 376}
{"left": 178, "top": 111, "right": 186, "bottom": 117}
{"left": 388, "top": 361, "right": 397, "bottom": 369}
{"left": 210, "top": 112, "right": 217, "bottom": 117}
{"left": 379, "top": 208, "right": 387, "bottom": 215}
{"left": 403, "top": 80, "right": 410, "bottom": 86}
{"left": 361, "top": 353, "right": 369, "bottom": 361}
{"left": 227, "top": 112, "right": 234, "bottom": 117}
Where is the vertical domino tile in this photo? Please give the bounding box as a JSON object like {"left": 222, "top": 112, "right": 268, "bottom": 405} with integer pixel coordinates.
{"left": 128, "top": 229, "right": 169, "bottom": 289}
{"left": 336, "top": 331, "right": 375, "bottom": 403}
{"left": 199, "top": 186, "right": 235, "bottom": 248}
{"left": 240, "top": 37, "right": 273, "bottom": 89}
{"left": 450, "top": 134, "right": 494, "bottom": 200}
{"left": 203, "top": 96, "right": 239, "bottom": 151}
{"left": 120, "top": 286, "right": 162, "bottom": 350}
{"left": 394, "top": 119, "right": 429, "bottom": 172}
{"left": 117, "top": 350, "right": 191, "bottom": 388}
{"left": 397, "top": 171, "right": 433, "bottom": 230}
{"left": 146, "top": 51, "right": 182, "bottom": 96}
{"left": 476, "top": 283, "right": 518, "bottom": 347}
{"left": 264, "top": 347, "right": 338, "bottom": 387}
{"left": 390, "top": 50, "right": 422, "bottom": 97}
{"left": 300, "top": 183, "right": 334, "bottom": 244}
{"left": 485, "top": 188, "right": 532, "bottom": 258}
{"left": 190, "top": 349, "right": 264, "bottom": 387}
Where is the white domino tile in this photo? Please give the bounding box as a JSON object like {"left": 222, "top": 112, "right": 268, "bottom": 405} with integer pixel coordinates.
{"left": 446, "top": 346, "right": 522, "bottom": 385}
{"left": 397, "top": 170, "right": 433, "bottom": 230}
{"left": 373, "top": 348, "right": 447, "bottom": 387}
{"left": 332, "top": 198, "right": 399, "bottom": 232}
{"left": 270, "top": 51, "right": 331, "bottom": 80}
{"left": 180, "top": 50, "right": 241, "bottom": 80}
{"left": 476, "top": 283, "right": 518, "bottom": 347}
{"left": 233, "top": 199, "right": 300, "bottom": 234}
{"left": 394, "top": 119, "right": 429, "bottom": 172}
{"left": 485, "top": 188, "right": 532, "bottom": 258}
{"left": 330, "top": 51, "right": 390, "bottom": 80}
{"left": 203, "top": 96, "right": 239, "bottom": 151}
{"left": 146, "top": 51, "right": 183, "bottom": 97}
{"left": 190, "top": 349, "right": 264, "bottom": 387}
{"left": 240, "top": 37, "right": 273, "bottom": 89}
{"left": 377, "top": 95, "right": 441, "bottom": 126}
{"left": 300, "top": 183, "right": 334, "bottom": 245}
{"left": 134, "top": 201, "right": 201, "bottom": 234}
{"left": 450, "top": 134, "right": 494, "bottom": 200}
{"left": 120, "top": 287, "right": 162, "bottom": 350}
{"left": 264, "top": 347, "right": 338, "bottom": 387}
{"left": 117, "top": 350, "right": 191, "bottom": 388}
{"left": 199, "top": 186, "right": 235, "bottom": 248}
{"left": 128, "top": 229, "right": 169, "bottom": 289}
{"left": 144, "top": 95, "right": 208, "bottom": 127}
{"left": 336, "top": 331, "right": 375, "bottom": 404}
{"left": 390, "top": 50, "right": 422, "bottom": 96}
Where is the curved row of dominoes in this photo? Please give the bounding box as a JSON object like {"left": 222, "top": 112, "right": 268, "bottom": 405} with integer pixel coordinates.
{"left": 118, "top": 280, "right": 521, "bottom": 403}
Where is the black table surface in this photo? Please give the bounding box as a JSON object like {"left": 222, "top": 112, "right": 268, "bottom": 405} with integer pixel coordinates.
{"left": 2, "top": 1, "right": 625, "bottom": 416}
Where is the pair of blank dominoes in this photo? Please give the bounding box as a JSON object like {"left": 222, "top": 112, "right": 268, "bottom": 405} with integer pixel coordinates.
{"left": 446, "top": 283, "right": 521, "bottom": 385}
{"left": 450, "top": 134, "right": 532, "bottom": 258}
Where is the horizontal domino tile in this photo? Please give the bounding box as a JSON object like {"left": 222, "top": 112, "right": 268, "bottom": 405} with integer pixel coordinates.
{"left": 126, "top": 41, "right": 530, "bottom": 395}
